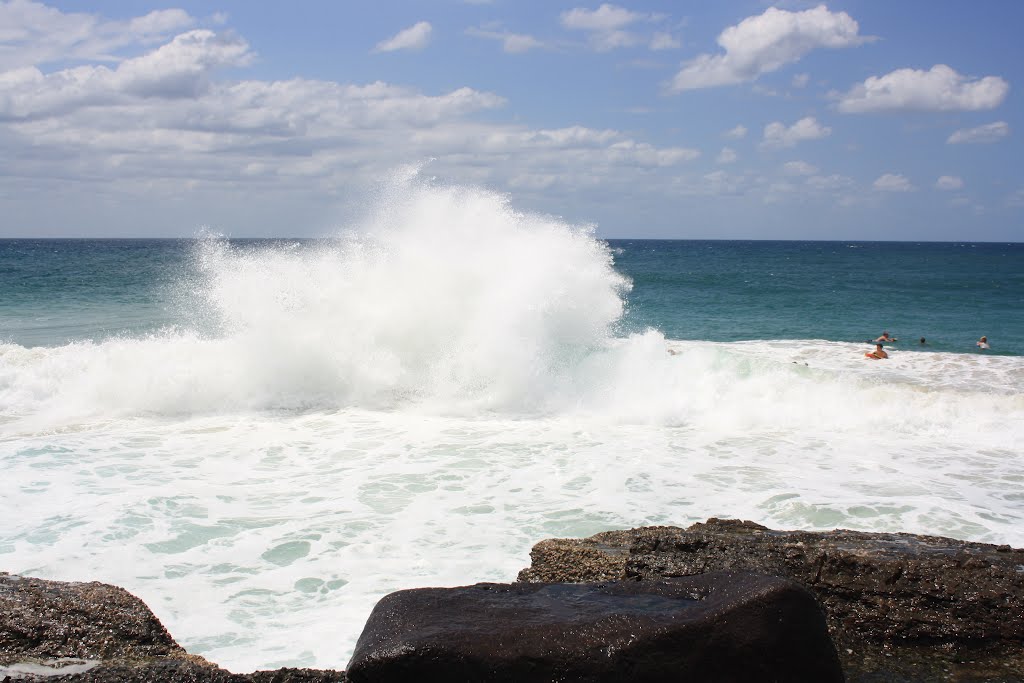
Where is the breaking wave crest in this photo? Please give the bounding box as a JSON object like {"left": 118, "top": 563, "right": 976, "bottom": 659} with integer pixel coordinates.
{"left": 1, "top": 178, "right": 1021, "bottom": 438}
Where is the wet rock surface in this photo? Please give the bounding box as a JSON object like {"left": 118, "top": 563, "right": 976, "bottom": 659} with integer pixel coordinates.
{"left": 518, "top": 518, "right": 1024, "bottom": 682}
{"left": 347, "top": 572, "right": 842, "bottom": 682}
{"left": 0, "top": 573, "right": 346, "bottom": 682}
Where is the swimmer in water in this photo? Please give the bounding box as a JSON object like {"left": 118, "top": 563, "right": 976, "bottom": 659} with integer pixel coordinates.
{"left": 873, "top": 331, "right": 897, "bottom": 343}
{"left": 865, "top": 343, "right": 888, "bottom": 360}
{"left": 977, "top": 336, "right": 990, "bottom": 350}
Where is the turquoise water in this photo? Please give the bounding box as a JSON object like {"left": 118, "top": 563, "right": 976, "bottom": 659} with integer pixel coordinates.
{"left": 613, "top": 240, "right": 1024, "bottom": 355}
{"left": 2, "top": 238, "right": 1021, "bottom": 354}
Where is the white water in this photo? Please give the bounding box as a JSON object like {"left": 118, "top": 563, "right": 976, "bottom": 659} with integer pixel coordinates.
{"left": 2, "top": 181, "right": 1023, "bottom": 672}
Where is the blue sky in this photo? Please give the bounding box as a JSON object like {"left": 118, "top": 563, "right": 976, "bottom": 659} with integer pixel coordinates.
{"left": 1, "top": 1, "right": 1022, "bottom": 240}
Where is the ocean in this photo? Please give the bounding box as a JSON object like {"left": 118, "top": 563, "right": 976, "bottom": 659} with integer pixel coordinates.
{"left": 2, "top": 182, "right": 1022, "bottom": 672}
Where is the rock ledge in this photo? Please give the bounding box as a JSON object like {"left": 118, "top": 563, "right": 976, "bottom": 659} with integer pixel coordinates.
{"left": 0, "top": 573, "right": 345, "bottom": 682}
{"left": 519, "top": 518, "right": 1024, "bottom": 682}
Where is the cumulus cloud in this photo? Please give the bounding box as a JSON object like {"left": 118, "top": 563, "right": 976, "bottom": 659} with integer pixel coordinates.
{"left": 791, "top": 73, "right": 809, "bottom": 88}
{"left": 373, "top": 21, "right": 432, "bottom": 53}
{"left": 465, "top": 27, "right": 542, "bottom": 54}
{"left": 723, "top": 124, "right": 747, "bottom": 139}
{"left": 935, "top": 176, "right": 963, "bottom": 191}
{"left": 561, "top": 4, "right": 643, "bottom": 31}
{"left": 0, "top": 1, "right": 195, "bottom": 70}
{"left": 0, "top": 3, "right": 726, "bottom": 237}
{"left": 0, "top": 22, "right": 705, "bottom": 217}
{"left": 560, "top": 3, "right": 660, "bottom": 52}
{"left": 837, "top": 65, "right": 1008, "bottom": 113}
{"left": 946, "top": 121, "right": 1009, "bottom": 144}
{"left": 667, "top": 5, "right": 868, "bottom": 93}
{"left": 761, "top": 116, "right": 831, "bottom": 148}
{"left": 0, "top": 30, "right": 253, "bottom": 119}
{"left": 716, "top": 147, "right": 736, "bottom": 164}
{"left": 502, "top": 33, "right": 542, "bottom": 54}
{"left": 118, "top": 30, "right": 253, "bottom": 96}
{"left": 126, "top": 9, "right": 194, "bottom": 38}
{"left": 873, "top": 173, "right": 914, "bottom": 192}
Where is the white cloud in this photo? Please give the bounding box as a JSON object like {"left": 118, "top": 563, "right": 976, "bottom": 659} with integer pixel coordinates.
{"left": 561, "top": 4, "right": 643, "bottom": 32}
{"left": 118, "top": 29, "right": 253, "bottom": 96}
{"left": 126, "top": 9, "right": 194, "bottom": 38}
{"left": 791, "top": 73, "right": 809, "bottom": 88}
{"left": 723, "top": 124, "right": 747, "bottom": 139}
{"left": 0, "top": 30, "right": 253, "bottom": 118}
{"left": 716, "top": 147, "right": 736, "bottom": 164}
{"left": 503, "top": 33, "right": 542, "bottom": 54}
{"left": 873, "top": 173, "right": 914, "bottom": 192}
{"left": 649, "top": 32, "right": 680, "bottom": 51}
{"left": 761, "top": 116, "right": 831, "bottom": 148}
{"left": 946, "top": 121, "right": 1009, "bottom": 144}
{"left": 0, "top": 18, "right": 708, "bottom": 226}
{"left": 935, "top": 175, "right": 963, "bottom": 191}
{"left": 373, "top": 21, "right": 432, "bottom": 53}
{"left": 466, "top": 27, "right": 542, "bottom": 54}
{"left": 667, "top": 5, "right": 868, "bottom": 93}
{"left": 782, "top": 160, "right": 817, "bottom": 176}
{"left": 606, "top": 139, "right": 700, "bottom": 165}
{"left": 519, "top": 126, "right": 618, "bottom": 147}
{"left": 560, "top": 4, "right": 660, "bottom": 52}
{"left": 0, "top": 1, "right": 195, "bottom": 70}
{"left": 838, "top": 65, "right": 1008, "bottom": 113}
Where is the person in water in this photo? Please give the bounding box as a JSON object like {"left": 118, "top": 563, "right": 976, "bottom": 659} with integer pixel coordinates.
{"left": 977, "top": 336, "right": 990, "bottom": 349}
{"left": 873, "top": 331, "right": 897, "bottom": 343}
{"left": 865, "top": 343, "right": 888, "bottom": 360}
{"left": 919, "top": 337, "right": 927, "bottom": 345}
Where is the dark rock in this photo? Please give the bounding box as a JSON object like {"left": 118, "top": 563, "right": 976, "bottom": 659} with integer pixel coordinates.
{"left": 0, "top": 573, "right": 182, "bottom": 662}
{"left": 518, "top": 518, "right": 1024, "bottom": 682}
{"left": 0, "top": 572, "right": 346, "bottom": 682}
{"left": 347, "top": 572, "right": 843, "bottom": 682}
{"left": 48, "top": 662, "right": 343, "bottom": 682}
{"left": 0, "top": 660, "right": 347, "bottom": 682}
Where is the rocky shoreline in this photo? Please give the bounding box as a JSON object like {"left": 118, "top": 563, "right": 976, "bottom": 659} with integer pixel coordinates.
{"left": 3, "top": 519, "right": 1022, "bottom": 682}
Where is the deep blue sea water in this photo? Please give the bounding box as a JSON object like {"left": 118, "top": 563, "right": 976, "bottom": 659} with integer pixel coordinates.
{"left": 2, "top": 238, "right": 1021, "bottom": 354}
